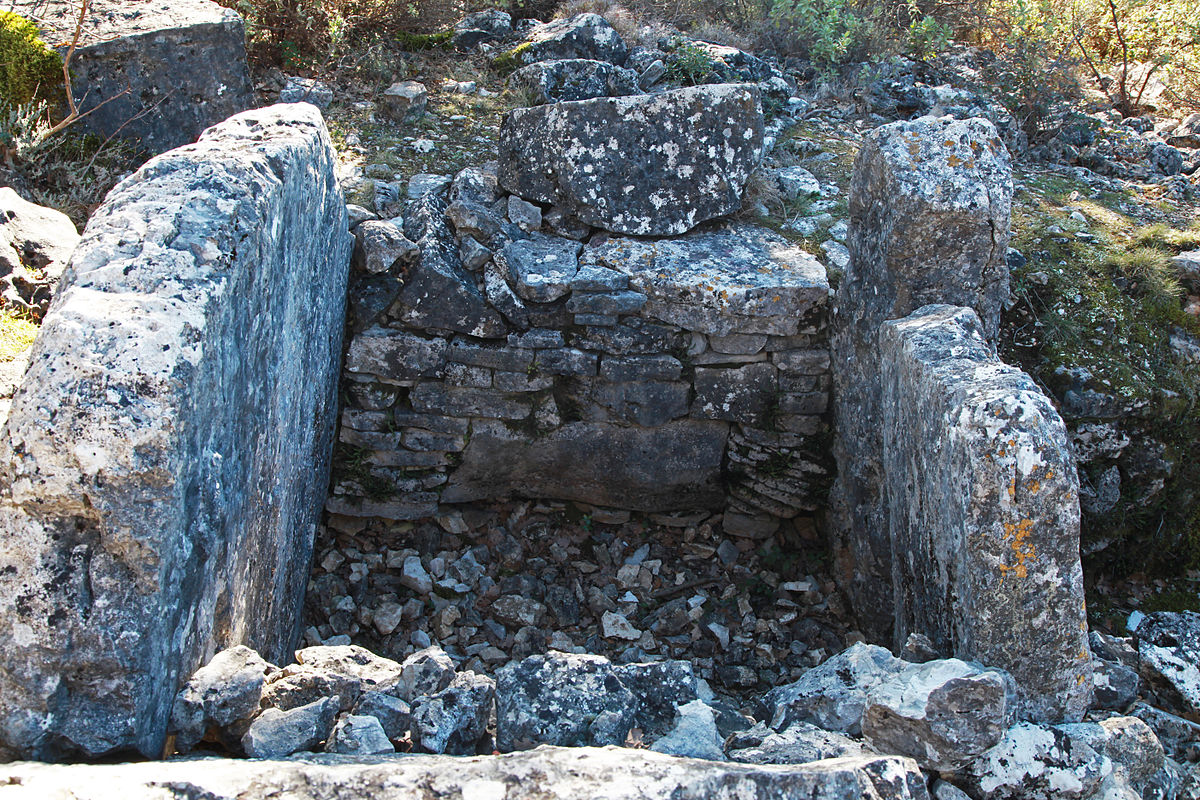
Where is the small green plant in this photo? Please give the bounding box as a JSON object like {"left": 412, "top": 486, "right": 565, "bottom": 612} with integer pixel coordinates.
{"left": 766, "top": 0, "right": 888, "bottom": 68}
{"left": 666, "top": 41, "right": 716, "bottom": 85}
{"left": 1107, "top": 247, "right": 1183, "bottom": 312}
{"left": 0, "top": 307, "right": 38, "bottom": 361}
{"left": 905, "top": 10, "right": 952, "bottom": 62}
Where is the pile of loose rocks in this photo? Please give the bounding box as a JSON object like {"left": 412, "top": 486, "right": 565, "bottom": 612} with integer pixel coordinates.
{"left": 307, "top": 502, "right": 848, "bottom": 695}
{"left": 171, "top": 609, "right": 1200, "bottom": 800}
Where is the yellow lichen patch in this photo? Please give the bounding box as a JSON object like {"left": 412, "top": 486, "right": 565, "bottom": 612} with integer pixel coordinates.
{"left": 999, "top": 518, "right": 1036, "bottom": 579}
{"left": 948, "top": 154, "right": 962, "bottom": 168}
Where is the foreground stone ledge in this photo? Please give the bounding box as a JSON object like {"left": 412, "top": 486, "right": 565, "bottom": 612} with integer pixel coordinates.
{"left": 0, "top": 103, "right": 352, "bottom": 761}
{"left": 0, "top": 748, "right": 931, "bottom": 800}
{"left": 879, "top": 305, "right": 1091, "bottom": 722}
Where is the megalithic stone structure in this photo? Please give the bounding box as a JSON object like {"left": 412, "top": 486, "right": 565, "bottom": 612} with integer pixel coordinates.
{"left": 880, "top": 305, "right": 1092, "bottom": 722}
{"left": 829, "top": 116, "right": 1014, "bottom": 642}
{"left": 0, "top": 103, "right": 352, "bottom": 760}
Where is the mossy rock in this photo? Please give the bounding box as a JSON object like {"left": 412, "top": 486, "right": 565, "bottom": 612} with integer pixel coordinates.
{"left": 396, "top": 30, "right": 453, "bottom": 52}
{"left": 0, "top": 12, "right": 63, "bottom": 106}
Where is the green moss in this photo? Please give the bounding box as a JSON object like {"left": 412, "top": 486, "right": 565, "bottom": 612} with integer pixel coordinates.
{"left": 395, "top": 30, "right": 453, "bottom": 52}
{"left": 492, "top": 41, "right": 532, "bottom": 75}
{"left": 0, "top": 12, "right": 62, "bottom": 106}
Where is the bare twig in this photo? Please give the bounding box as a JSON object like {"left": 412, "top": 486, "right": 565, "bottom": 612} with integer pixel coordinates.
{"left": 1108, "top": 0, "right": 1131, "bottom": 111}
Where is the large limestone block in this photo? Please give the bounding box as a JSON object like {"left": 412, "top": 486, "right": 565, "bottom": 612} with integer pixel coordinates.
{"left": 499, "top": 85, "right": 764, "bottom": 235}
{"left": 11, "top": 0, "right": 254, "bottom": 155}
{"left": 829, "top": 116, "right": 1013, "bottom": 638}
{"left": 0, "top": 747, "right": 933, "bottom": 800}
{"left": 0, "top": 104, "right": 352, "bottom": 761}
{"left": 442, "top": 419, "right": 729, "bottom": 511}
{"left": 581, "top": 224, "right": 828, "bottom": 336}
{"left": 879, "top": 305, "right": 1091, "bottom": 721}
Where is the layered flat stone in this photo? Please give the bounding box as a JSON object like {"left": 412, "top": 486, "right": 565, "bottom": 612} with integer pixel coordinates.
{"left": 581, "top": 224, "right": 828, "bottom": 336}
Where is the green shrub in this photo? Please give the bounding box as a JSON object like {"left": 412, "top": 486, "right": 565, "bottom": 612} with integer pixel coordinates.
{"left": 766, "top": 0, "right": 890, "bottom": 66}
{"left": 666, "top": 40, "right": 717, "bottom": 84}
{"left": 0, "top": 12, "right": 62, "bottom": 107}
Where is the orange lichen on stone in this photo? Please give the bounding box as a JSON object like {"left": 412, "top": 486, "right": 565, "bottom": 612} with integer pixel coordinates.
{"left": 999, "top": 518, "right": 1036, "bottom": 578}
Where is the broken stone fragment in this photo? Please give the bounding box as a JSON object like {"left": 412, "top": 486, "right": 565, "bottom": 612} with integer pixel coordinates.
{"left": 763, "top": 643, "right": 905, "bottom": 736}
{"left": 495, "top": 233, "right": 582, "bottom": 302}
{"left": 170, "top": 646, "right": 277, "bottom": 752}
{"left": 861, "top": 658, "right": 1015, "bottom": 771}
{"left": 381, "top": 80, "right": 428, "bottom": 121}
{"left": 410, "top": 671, "right": 495, "bottom": 755}
{"left": 0, "top": 187, "right": 79, "bottom": 314}
{"left": 352, "top": 220, "right": 419, "bottom": 274}
{"left": 649, "top": 700, "right": 726, "bottom": 761}
{"left": 508, "top": 58, "right": 639, "bottom": 104}
{"left": 1134, "top": 611, "right": 1200, "bottom": 717}
{"left": 453, "top": 9, "right": 512, "bottom": 50}
{"left": 499, "top": 86, "right": 765, "bottom": 236}
{"left": 727, "top": 721, "right": 876, "bottom": 765}
{"left": 963, "top": 722, "right": 1112, "bottom": 800}
{"left": 387, "top": 646, "right": 457, "bottom": 703}
{"left": 352, "top": 691, "right": 411, "bottom": 741}
{"left": 325, "top": 713, "right": 394, "bottom": 755}
{"left": 241, "top": 696, "right": 339, "bottom": 758}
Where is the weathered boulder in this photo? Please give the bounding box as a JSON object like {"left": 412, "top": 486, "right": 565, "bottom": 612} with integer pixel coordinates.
{"left": 453, "top": 9, "right": 512, "bottom": 50}
{"left": 1058, "top": 717, "right": 1164, "bottom": 791}
{"left": 728, "top": 721, "right": 876, "bottom": 764}
{"left": 170, "top": 646, "right": 277, "bottom": 752}
{"left": 1135, "top": 611, "right": 1200, "bottom": 717}
{"left": 241, "top": 697, "right": 339, "bottom": 759}
{"left": 499, "top": 85, "right": 764, "bottom": 235}
{"left": 0, "top": 188, "right": 78, "bottom": 314}
{"left": 495, "top": 651, "right": 639, "bottom": 751}
{"left": 963, "top": 722, "right": 1112, "bottom": 800}
{"left": 581, "top": 224, "right": 827, "bottom": 336}
{"left": 830, "top": 116, "right": 1012, "bottom": 641}
{"left": 613, "top": 660, "right": 701, "bottom": 736}
{"left": 508, "top": 58, "right": 639, "bottom": 104}
{"left": 11, "top": 0, "right": 253, "bottom": 155}
{"left": 410, "top": 671, "right": 495, "bottom": 754}
{"left": 878, "top": 305, "right": 1092, "bottom": 721}
{"left": 0, "top": 104, "right": 351, "bottom": 760}
{"left": 763, "top": 643, "right": 906, "bottom": 736}
{"left": 507, "top": 14, "right": 628, "bottom": 66}
{"left": 862, "top": 658, "right": 1014, "bottom": 771}
{"left": 0, "top": 747, "right": 934, "bottom": 799}
{"left": 442, "top": 419, "right": 729, "bottom": 511}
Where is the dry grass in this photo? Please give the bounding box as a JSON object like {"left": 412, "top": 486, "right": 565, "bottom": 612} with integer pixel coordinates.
{"left": 0, "top": 309, "right": 38, "bottom": 363}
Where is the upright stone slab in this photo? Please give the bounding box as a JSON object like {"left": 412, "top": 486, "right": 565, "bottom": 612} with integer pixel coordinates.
{"left": 0, "top": 104, "right": 352, "bottom": 760}
{"left": 829, "top": 117, "right": 1013, "bottom": 639}
{"left": 879, "top": 305, "right": 1091, "bottom": 722}
{"left": 498, "top": 85, "right": 764, "bottom": 236}
{"left": 11, "top": 0, "right": 254, "bottom": 155}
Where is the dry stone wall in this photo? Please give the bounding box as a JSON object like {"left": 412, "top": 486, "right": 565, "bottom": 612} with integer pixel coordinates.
{"left": 0, "top": 104, "right": 351, "bottom": 761}
{"left": 329, "top": 218, "right": 832, "bottom": 537}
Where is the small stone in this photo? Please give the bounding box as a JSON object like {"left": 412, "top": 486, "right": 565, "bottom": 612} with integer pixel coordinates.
{"left": 390, "top": 646, "right": 456, "bottom": 702}
{"left": 170, "top": 645, "right": 276, "bottom": 752}
{"left": 777, "top": 166, "right": 821, "bottom": 199}
{"left": 602, "top": 611, "right": 641, "bottom": 641}
{"left": 507, "top": 196, "right": 542, "bottom": 231}
{"left": 410, "top": 671, "right": 495, "bottom": 755}
{"left": 492, "top": 594, "right": 548, "bottom": 628}
{"left": 279, "top": 76, "right": 333, "bottom": 108}
{"left": 373, "top": 601, "right": 404, "bottom": 636}
{"left": 406, "top": 173, "right": 451, "bottom": 200}
{"left": 241, "top": 697, "right": 339, "bottom": 758}
{"left": 325, "top": 714, "right": 394, "bottom": 754}
{"left": 650, "top": 700, "right": 726, "bottom": 761}
{"left": 763, "top": 643, "right": 905, "bottom": 735}
{"left": 400, "top": 556, "right": 433, "bottom": 595}
{"left": 382, "top": 81, "right": 427, "bottom": 121}
{"left": 353, "top": 691, "right": 411, "bottom": 740}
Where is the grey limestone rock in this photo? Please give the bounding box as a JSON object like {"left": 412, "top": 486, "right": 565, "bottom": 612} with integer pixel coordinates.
{"left": 963, "top": 722, "right": 1112, "bottom": 800}
{"left": 0, "top": 747, "right": 934, "bottom": 800}
{"left": 581, "top": 224, "right": 827, "bottom": 336}
{"left": 344, "top": 328, "right": 447, "bottom": 382}
{"left": 495, "top": 651, "right": 639, "bottom": 751}
{"left": 352, "top": 220, "right": 419, "bottom": 274}
{"left": 325, "top": 713, "right": 394, "bottom": 754}
{"left": 763, "top": 643, "right": 906, "bottom": 736}
{"left": 381, "top": 81, "right": 428, "bottom": 121}
{"left": 352, "top": 691, "right": 411, "bottom": 740}
{"left": 861, "top": 658, "right": 1015, "bottom": 771}
{"left": 830, "top": 117, "right": 1013, "bottom": 642}
{"left": 693, "top": 363, "right": 779, "bottom": 425}
{"left": 496, "top": 233, "right": 582, "bottom": 302}
{"left": 508, "top": 14, "right": 628, "bottom": 66}
{"left": 1057, "top": 716, "right": 1163, "bottom": 791}
{"left": 508, "top": 58, "right": 639, "bottom": 104}
{"left": 0, "top": 104, "right": 350, "bottom": 761}
{"left": 389, "top": 646, "right": 457, "bottom": 703}
{"left": 878, "top": 305, "right": 1092, "bottom": 722}
{"left": 1129, "top": 701, "right": 1200, "bottom": 762}
{"left": 1170, "top": 250, "right": 1200, "bottom": 292}
{"left": 170, "top": 646, "right": 277, "bottom": 752}
{"left": 776, "top": 166, "right": 821, "bottom": 199}
{"left": 280, "top": 76, "right": 333, "bottom": 108}
{"left": 10, "top": 0, "right": 254, "bottom": 155}
{"left": 649, "top": 700, "right": 726, "bottom": 761}
{"left": 410, "top": 671, "right": 495, "bottom": 754}
{"left": 499, "top": 85, "right": 764, "bottom": 236}
{"left": 614, "top": 660, "right": 701, "bottom": 735}
{"left": 1135, "top": 611, "right": 1200, "bottom": 717}
{"left": 0, "top": 187, "right": 79, "bottom": 313}
{"left": 241, "top": 697, "right": 339, "bottom": 758}
{"left": 453, "top": 9, "right": 512, "bottom": 50}
{"left": 728, "top": 721, "right": 876, "bottom": 765}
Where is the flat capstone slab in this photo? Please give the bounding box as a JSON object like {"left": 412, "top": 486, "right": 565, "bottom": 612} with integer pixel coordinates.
{"left": 581, "top": 224, "right": 828, "bottom": 337}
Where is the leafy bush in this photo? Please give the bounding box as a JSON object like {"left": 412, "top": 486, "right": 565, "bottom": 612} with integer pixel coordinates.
{"left": 765, "top": 0, "right": 890, "bottom": 66}
{"left": 0, "top": 12, "right": 61, "bottom": 108}
{"left": 666, "top": 40, "right": 717, "bottom": 84}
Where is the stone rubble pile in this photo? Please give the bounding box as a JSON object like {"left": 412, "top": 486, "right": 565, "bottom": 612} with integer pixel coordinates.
{"left": 150, "top": 631, "right": 1200, "bottom": 800}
